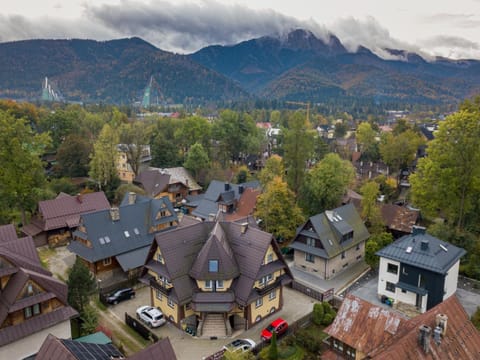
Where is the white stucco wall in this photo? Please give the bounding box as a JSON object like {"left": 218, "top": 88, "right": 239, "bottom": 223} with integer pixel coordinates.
{"left": 0, "top": 319, "right": 72, "bottom": 359}
{"left": 443, "top": 260, "right": 460, "bottom": 300}
{"left": 377, "top": 257, "right": 400, "bottom": 299}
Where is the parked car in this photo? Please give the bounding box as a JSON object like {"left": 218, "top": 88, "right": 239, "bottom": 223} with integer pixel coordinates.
{"left": 106, "top": 288, "right": 135, "bottom": 305}
{"left": 261, "top": 318, "right": 288, "bottom": 341}
{"left": 222, "top": 338, "right": 256, "bottom": 353}
{"left": 136, "top": 305, "right": 166, "bottom": 328}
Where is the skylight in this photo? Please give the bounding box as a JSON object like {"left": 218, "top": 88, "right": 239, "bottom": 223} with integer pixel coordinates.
{"left": 99, "top": 237, "right": 105, "bottom": 244}
{"left": 124, "top": 231, "right": 130, "bottom": 238}
{"left": 105, "top": 236, "right": 111, "bottom": 243}
{"left": 406, "top": 246, "right": 413, "bottom": 253}
{"left": 134, "top": 228, "right": 140, "bottom": 235}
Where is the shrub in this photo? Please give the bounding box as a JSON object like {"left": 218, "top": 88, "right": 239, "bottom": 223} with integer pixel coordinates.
{"left": 312, "top": 303, "right": 324, "bottom": 325}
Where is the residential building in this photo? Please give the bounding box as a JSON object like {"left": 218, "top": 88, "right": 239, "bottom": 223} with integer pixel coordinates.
{"left": 289, "top": 203, "right": 370, "bottom": 280}
{"left": 140, "top": 220, "right": 293, "bottom": 337}
{"left": 0, "top": 232, "right": 77, "bottom": 359}
{"left": 21, "top": 192, "right": 110, "bottom": 247}
{"left": 134, "top": 167, "right": 201, "bottom": 206}
{"left": 187, "top": 180, "right": 260, "bottom": 221}
{"left": 117, "top": 144, "right": 152, "bottom": 183}
{"left": 68, "top": 193, "right": 178, "bottom": 284}
{"left": 376, "top": 226, "right": 465, "bottom": 313}
{"left": 324, "top": 294, "right": 480, "bottom": 359}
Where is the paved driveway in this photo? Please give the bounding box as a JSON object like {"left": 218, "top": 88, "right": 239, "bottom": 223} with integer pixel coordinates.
{"left": 108, "top": 285, "right": 317, "bottom": 360}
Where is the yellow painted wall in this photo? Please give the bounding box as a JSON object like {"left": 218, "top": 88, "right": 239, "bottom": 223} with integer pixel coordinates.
{"left": 255, "top": 269, "right": 284, "bottom": 288}
{"left": 263, "top": 245, "right": 279, "bottom": 264}
{"left": 151, "top": 288, "right": 178, "bottom": 323}
{"left": 196, "top": 278, "right": 233, "bottom": 291}
{"left": 250, "top": 288, "right": 281, "bottom": 322}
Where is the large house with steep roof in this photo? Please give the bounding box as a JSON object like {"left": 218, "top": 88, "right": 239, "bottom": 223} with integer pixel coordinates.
{"left": 290, "top": 203, "right": 370, "bottom": 280}
{"left": 376, "top": 226, "right": 465, "bottom": 313}
{"left": 0, "top": 230, "right": 77, "bottom": 359}
{"left": 140, "top": 220, "right": 292, "bottom": 337}
{"left": 21, "top": 192, "right": 110, "bottom": 247}
{"left": 323, "top": 293, "right": 480, "bottom": 360}
{"left": 68, "top": 193, "right": 178, "bottom": 284}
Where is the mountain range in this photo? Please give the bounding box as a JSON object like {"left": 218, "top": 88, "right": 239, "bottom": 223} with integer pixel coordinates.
{"left": 1, "top": 29, "right": 480, "bottom": 105}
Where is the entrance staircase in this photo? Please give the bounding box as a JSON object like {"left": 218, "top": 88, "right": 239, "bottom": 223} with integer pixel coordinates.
{"left": 201, "top": 313, "right": 227, "bottom": 338}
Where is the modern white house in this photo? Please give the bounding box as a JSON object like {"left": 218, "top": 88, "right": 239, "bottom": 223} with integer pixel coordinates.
{"left": 376, "top": 226, "right": 465, "bottom": 313}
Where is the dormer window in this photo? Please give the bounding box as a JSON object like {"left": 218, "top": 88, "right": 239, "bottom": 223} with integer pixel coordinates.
{"left": 342, "top": 231, "right": 353, "bottom": 242}
{"left": 209, "top": 260, "right": 218, "bottom": 273}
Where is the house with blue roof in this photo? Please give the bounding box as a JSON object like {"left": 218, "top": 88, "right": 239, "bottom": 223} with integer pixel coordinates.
{"left": 376, "top": 226, "right": 465, "bottom": 313}
{"left": 68, "top": 192, "right": 178, "bottom": 284}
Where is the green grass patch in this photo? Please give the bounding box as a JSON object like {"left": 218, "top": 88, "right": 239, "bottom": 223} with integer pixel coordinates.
{"left": 279, "top": 345, "right": 304, "bottom": 359}
{"left": 38, "top": 246, "right": 56, "bottom": 269}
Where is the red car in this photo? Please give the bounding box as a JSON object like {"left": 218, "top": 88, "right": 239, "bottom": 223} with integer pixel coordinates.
{"left": 261, "top": 318, "right": 288, "bottom": 341}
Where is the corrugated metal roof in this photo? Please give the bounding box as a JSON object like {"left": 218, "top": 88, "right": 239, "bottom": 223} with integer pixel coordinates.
{"left": 325, "top": 294, "right": 409, "bottom": 354}
{"left": 0, "top": 224, "right": 17, "bottom": 243}
{"left": 376, "top": 232, "right": 466, "bottom": 274}
{"left": 381, "top": 204, "right": 419, "bottom": 233}
{"left": 116, "top": 246, "right": 150, "bottom": 271}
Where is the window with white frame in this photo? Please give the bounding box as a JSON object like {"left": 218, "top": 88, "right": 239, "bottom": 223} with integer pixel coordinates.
{"left": 157, "top": 253, "right": 164, "bottom": 263}
{"left": 216, "top": 280, "right": 224, "bottom": 289}
{"left": 168, "top": 298, "right": 175, "bottom": 308}
{"left": 306, "top": 237, "right": 315, "bottom": 247}
{"left": 205, "top": 280, "right": 212, "bottom": 289}
{"left": 269, "top": 290, "right": 276, "bottom": 300}
{"left": 103, "top": 257, "right": 112, "bottom": 266}
{"left": 267, "top": 253, "right": 273, "bottom": 263}
{"left": 255, "top": 297, "right": 263, "bottom": 308}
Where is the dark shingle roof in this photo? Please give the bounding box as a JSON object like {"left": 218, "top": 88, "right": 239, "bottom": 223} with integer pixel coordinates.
{"left": 134, "top": 169, "right": 170, "bottom": 197}
{"left": 0, "top": 224, "right": 17, "bottom": 243}
{"left": 376, "top": 231, "right": 466, "bottom": 274}
{"left": 35, "top": 192, "right": 110, "bottom": 231}
{"left": 128, "top": 337, "right": 177, "bottom": 360}
{"left": 290, "top": 203, "right": 370, "bottom": 259}
{"left": 69, "top": 194, "right": 178, "bottom": 263}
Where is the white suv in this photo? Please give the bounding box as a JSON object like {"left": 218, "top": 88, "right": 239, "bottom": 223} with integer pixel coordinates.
{"left": 136, "top": 306, "right": 166, "bottom": 328}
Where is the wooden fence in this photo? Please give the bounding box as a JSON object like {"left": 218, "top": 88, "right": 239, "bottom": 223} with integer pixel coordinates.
{"left": 291, "top": 281, "right": 334, "bottom": 302}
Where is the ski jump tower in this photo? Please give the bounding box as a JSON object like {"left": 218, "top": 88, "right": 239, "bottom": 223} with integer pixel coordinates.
{"left": 41, "top": 77, "right": 62, "bottom": 102}
{"left": 141, "top": 75, "right": 164, "bottom": 108}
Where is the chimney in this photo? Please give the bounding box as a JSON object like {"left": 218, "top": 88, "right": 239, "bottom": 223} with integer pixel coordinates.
{"left": 435, "top": 314, "right": 448, "bottom": 335}
{"left": 433, "top": 326, "right": 442, "bottom": 345}
{"left": 418, "top": 325, "right": 431, "bottom": 353}
{"left": 110, "top": 207, "right": 120, "bottom": 221}
{"left": 240, "top": 222, "right": 248, "bottom": 234}
{"left": 421, "top": 239, "right": 429, "bottom": 251}
{"left": 128, "top": 192, "right": 136, "bottom": 205}
{"left": 412, "top": 225, "right": 426, "bottom": 236}
{"left": 239, "top": 185, "right": 244, "bottom": 194}
{"left": 224, "top": 182, "right": 230, "bottom": 191}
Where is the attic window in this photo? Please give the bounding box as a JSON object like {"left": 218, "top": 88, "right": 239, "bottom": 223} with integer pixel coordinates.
{"left": 209, "top": 260, "right": 219, "bottom": 273}
{"left": 124, "top": 231, "right": 130, "bottom": 238}
{"left": 105, "top": 236, "right": 111, "bottom": 243}
{"left": 134, "top": 228, "right": 140, "bottom": 235}
{"left": 99, "top": 237, "right": 105, "bottom": 245}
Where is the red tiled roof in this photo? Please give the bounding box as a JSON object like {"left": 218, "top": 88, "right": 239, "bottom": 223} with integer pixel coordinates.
{"left": 381, "top": 204, "right": 419, "bottom": 234}
{"left": 37, "top": 192, "right": 110, "bottom": 231}
{"left": 224, "top": 188, "right": 260, "bottom": 221}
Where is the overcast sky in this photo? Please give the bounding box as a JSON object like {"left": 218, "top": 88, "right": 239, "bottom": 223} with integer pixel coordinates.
{"left": 1, "top": 0, "right": 480, "bottom": 60}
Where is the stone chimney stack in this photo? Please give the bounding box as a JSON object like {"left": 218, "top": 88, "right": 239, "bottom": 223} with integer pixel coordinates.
{"left": 110, "top": 207, "right": 120, "bottom": 221}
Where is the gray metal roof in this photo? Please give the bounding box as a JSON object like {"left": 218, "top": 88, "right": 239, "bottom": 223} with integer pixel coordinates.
{"left": 291, "top": 203, "right": 369, "bottom": 259}
{"left": 69, "top": 194, "right": 178, "bottom": 263}
{"left": 376, "top": 232, "right": 466, "bottom": 274}
{"left": 116, "top": 246, "right": 150, "bottom": 271}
